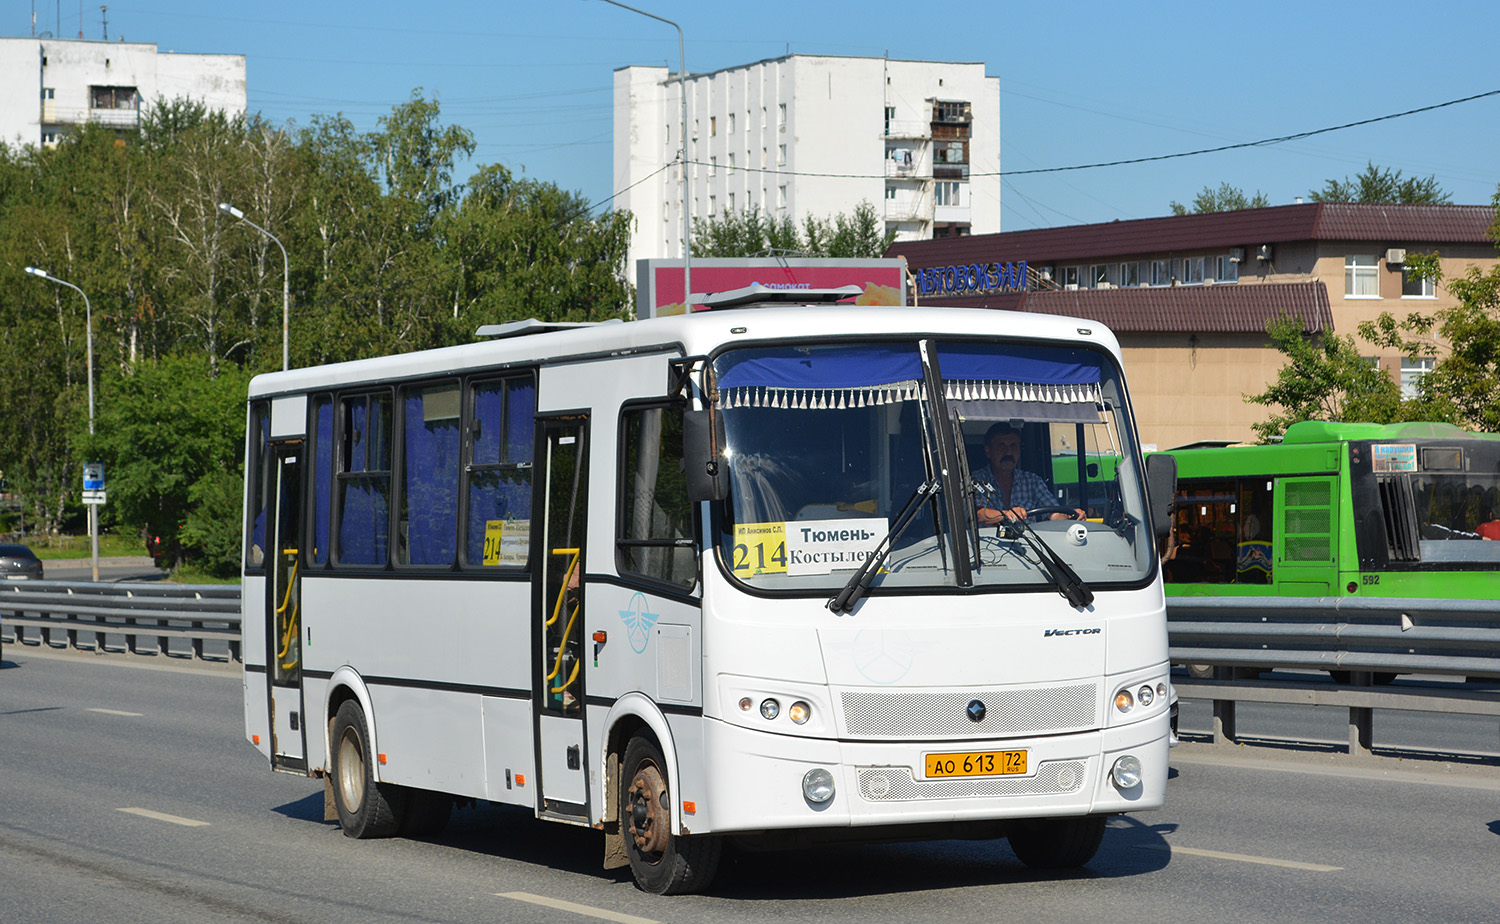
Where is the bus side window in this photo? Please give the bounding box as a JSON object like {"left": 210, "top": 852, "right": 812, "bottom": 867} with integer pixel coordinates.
{"left": 336, "top": 393, "right": 392, "bottom": 566}
{"left": 618, "top": 402, "right": 696, "bottom": 588}
{"left": 1235, "top": 478, "right": 1274, "bottom": 583}
{"left": 466, "top": 376, "right": 536, "bottom": 567}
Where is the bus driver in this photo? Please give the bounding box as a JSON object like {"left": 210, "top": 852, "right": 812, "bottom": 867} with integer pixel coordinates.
{"left": 973, "top": 422, "right": 1085, "bottom": 525}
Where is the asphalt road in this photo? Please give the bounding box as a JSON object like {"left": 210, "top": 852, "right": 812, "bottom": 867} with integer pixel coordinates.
{"left": 2, "top": 644, "right": 1498, "bottom": 924}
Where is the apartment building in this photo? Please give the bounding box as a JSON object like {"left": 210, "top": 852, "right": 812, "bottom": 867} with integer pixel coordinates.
{"left": 0, "top": 36, "right": 245, "bottom": 150}
{"left": 615, "top": 54, "right": 999, "bottom": 271}
{"left": 889, "top": 202, "right": 1500, "bottom": 448}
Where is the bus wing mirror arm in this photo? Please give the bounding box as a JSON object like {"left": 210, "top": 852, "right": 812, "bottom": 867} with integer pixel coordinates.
{"left": 1145, "top": 454, "right": 1177, "bottom": 543}
{"left": 684, "top": 408, "right": 730, "bottom": 503}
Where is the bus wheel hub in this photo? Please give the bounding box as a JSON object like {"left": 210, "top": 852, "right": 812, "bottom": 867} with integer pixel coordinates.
{"left": 627, "top": 765, "right": 670, "bottom": 856}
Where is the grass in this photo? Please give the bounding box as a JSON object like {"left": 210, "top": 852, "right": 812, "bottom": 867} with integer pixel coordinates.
{"left": 21, "top": 532, "right": 144, "bottom": 560}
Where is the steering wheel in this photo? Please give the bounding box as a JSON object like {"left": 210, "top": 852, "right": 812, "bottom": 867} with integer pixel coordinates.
{"left": 1023, "top": 505, "right": 1080, "bottom": 521}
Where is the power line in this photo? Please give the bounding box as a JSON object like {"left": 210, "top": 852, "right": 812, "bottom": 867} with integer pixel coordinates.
{"left": 626, "top": 89, "right": 1500, "bottom": 186}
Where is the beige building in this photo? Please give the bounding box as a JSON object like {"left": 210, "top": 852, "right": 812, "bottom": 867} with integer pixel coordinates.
{"left": 888, "top": 203, "right": 1499, "bottom": 449}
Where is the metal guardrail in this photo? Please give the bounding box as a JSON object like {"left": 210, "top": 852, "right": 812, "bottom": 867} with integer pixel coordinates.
{"left": 1168, "top": 595, "right": 1500, "bottom": 759}
{"left": 0, "top": 581, "right": 241, "bottom": 662}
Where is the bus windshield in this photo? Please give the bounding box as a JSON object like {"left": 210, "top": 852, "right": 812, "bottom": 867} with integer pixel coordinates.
{"left": 712, "top": 339, "right": 1154, "bottom": 596}
{"left": 1357, "top": 438, "right": 1500, "bottom": 567}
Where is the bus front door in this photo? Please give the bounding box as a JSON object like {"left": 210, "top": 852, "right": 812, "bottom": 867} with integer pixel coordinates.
{"left": 535, "top": 417, "right": 589, "bottom": 818}
{"left": 266, "top": 440, "right": 307, "bottom": 772}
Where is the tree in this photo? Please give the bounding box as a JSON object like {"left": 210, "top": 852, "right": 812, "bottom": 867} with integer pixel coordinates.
{"left": 1169, "top": 183, "right": 1271, "bottom": 215}
{"left": 1309, "top": 162, "right": 1452, "bottom": 205}
{"left": 1357, "top": 189, "right": 1500, "bottom": 430}
{"left": 1246, "top": 314, "right": 1404, "bottom": 442}
{"left": 693, "top": 200, "right": 894, "bottom": 258}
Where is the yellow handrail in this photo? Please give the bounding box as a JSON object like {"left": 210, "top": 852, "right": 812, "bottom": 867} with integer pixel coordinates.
{"left": 547, "top": 548, "right": 580, "bottom": 628}
{"left": 276, "top": 551, "right": 300, "bottom": 670}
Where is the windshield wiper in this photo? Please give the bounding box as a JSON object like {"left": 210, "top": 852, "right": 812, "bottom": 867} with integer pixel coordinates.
{"left": 1002, "top": 515, "right": 1095, "bottom": 608}
{"left": 974, "top": 478, "right": 1092, "bottom": 607}
{"left": 827, "top": 476, "right": 941, "bottom": 615}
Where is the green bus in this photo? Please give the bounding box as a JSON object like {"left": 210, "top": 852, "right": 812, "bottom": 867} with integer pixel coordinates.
{"left": 1159, "top": 420, "right": 1500, "bottom": 600}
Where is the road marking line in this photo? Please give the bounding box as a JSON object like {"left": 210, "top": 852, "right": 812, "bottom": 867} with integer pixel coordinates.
{"left": 496, "top": 892, "right": 661, "bottom": 924}
{"left": 89, "top": 708, "right": 143, "bottom": 717}
{"left": 1172, "top": 753, "right": 1500, "bottom": 792}
{"left": 1136, "top": 843, "right": 1341, "bottom": 871}
{"left": 117, "top": 807, "right": 210, "bottom": 827}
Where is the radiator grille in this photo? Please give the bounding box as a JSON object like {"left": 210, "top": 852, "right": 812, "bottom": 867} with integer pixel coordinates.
{"left": 856, "top": 760, "right": 1088, "bottom": 801}
{"left": 840, "top": 683, "right": 1098, "bottom": 739}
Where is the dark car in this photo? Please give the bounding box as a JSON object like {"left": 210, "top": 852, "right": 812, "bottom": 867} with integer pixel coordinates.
{"left": 0, "top": 544, "right": 44, "bottom": 580}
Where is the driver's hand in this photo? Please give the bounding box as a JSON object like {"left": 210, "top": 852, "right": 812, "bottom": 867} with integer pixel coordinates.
{"left": 1046, "top": 508, "right": 1087, "bottom": 521}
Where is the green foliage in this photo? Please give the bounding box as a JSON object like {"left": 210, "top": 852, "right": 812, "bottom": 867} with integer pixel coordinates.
{"left": 1308, "top": 162, "right": 1452, "bottom": 205}
{"left": 1246, "top": 314, "right": 1405, "bottom": 442}
{"left": 1356, "top": 190, "right": 1500, "bottom": 430}
{"left": 693, "top": 200, "right": 894, "bottom": 258}
{"left": 0, "top": 90, "right": 632, "bottom": 565}
{"left": 1169, "top": 183, "right": 1271, "bottom": 216}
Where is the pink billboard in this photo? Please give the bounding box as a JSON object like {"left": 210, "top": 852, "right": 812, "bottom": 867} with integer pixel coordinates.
{"left": 635, "top": 258, "right": 907, "bottom": 318}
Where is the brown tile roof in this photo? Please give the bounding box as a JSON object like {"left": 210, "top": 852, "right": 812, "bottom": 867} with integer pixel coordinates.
{"left": 925, "top": 280, "right": 1333, "bottom": 334}
{"left": 889, "top": 203, "right": 1497, "bottom": 266}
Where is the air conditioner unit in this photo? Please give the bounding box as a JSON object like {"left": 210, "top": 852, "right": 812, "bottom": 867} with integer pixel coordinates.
{"left": 1256, "top": 244, "right": 1273, "bottom": 263}
{"left": 1386, "top": 248, "right": 1406, "bottom": 265}
{"left": 1228, "top": 247, "right": 1245, "bottom": 264}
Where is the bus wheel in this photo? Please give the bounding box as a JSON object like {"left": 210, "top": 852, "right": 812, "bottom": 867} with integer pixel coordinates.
{"left": 620, "top": 735, "right": 720, "bottom": 894}
{"left": 1008, "top": 815, "right": 1107, "bottom": 869}
{"left": 329, "top": 699, "right": 406, "bottom": 838}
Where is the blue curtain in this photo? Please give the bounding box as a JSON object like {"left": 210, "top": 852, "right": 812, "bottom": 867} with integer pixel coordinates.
{"left": 403, "top": 390, "right": 459, "bottom": 566}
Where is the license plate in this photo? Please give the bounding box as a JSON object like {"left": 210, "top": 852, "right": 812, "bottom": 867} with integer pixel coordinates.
{"left": 924, "top": 749, "right": 1028, "bottom": 778}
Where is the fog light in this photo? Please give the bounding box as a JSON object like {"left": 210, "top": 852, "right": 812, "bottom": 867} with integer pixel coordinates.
{"left": 802, "top": 768, "right": 835, "bottom": 803}
{"left": 788, "top": 701, "right": 811, "bottom": 724}
{"left": 760, "top": 698, "right": 780, "bottom": 720}
{"left": 738, "top": 697, "right": 753, "bottom": 711}
{"left": 1137, "top": 685, "right": 1154, "bottom": 707}
{"left": 1111, "top": 755, "right": 1143, "bottom": 789}
{"left": 1114, "top": 690, "right": 1134, "bottom": 713}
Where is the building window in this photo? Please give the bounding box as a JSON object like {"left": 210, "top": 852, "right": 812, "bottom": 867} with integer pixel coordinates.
{"left": 709, "top": 155, "right": 717, "bottom": 177}
{"left": 728, "top": 112, "right": 735, "bottom": 134}
{"left": 778, "top": 103, "right": 787, "bottom": 128}
{"left": 709, "top": 194, "right": 717, "bottom": 215}
{"left": 89, "top": 85, "right": 138, "bottom": 110}
{"left": 728, "top": 192, "right": 735, "bottom": 213}
{"left": 761, "top": 147, "right": 767, "bottom": 168}
{"left": 1401, "top": 357, "right": 1434, "bottom": 399}
{"left": 1402, "top": 266, "right": 1436, "bottom": 298}
{"left": 710, "top": 116, "right": 716, "bottom": 136}
{"left": 42, "top": 87, "right": 55, "bottom": 100}
{"left": 1150, "top": 260, "right": 1172, "bottom": 286}
{"left": 1090, "top": 265, "right": 1111, "bottom": 288}
{"left": 1182, "top": 256, "right": 1205, "bottom": 284}
{"left": 728, "top": 152, "right": 735, "bottom": 172}
{"left": 885, "top": 186, "right": 895, "bottom": 200}
{"left": 778, "top": 185, "right": 787, "bottom": 210}
{"left": 933, "top": 101, "right": 969, "bottom": 122}
{"left": 884, "top": 105, "right": 895, "bottom": 134}
{"left": 1346, "top": 255, "right": 1380, "bottom": 297}
{"left": 761, "top": 106, "right": 767, "bottom": 128}
{"left": 777, "top": 143, "right": 786, "bottom": 165}
{"left": 1120, "top": 262, "right": 1141, "bottom": 287}
{"left": 934, "top": 181, "right": 960, "bottom": 207}
{"left": 1063, "top": 266, "right": 1080, "bottom": 290}
{"left": 1215, "top": 255, "right": 1239, "bottom": 282}
{"left": 936, "top": 141, "right": 967, "bottom": 164}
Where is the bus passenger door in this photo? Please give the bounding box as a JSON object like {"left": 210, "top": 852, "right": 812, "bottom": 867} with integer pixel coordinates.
{"left": 534, "top": 416, "right": 589, "bottom": 817}
{"left": 265, "top": 440, "right": 307, "bottom": 771}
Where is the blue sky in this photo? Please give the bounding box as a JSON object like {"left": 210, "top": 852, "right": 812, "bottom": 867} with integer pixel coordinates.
{"left": 18, "top": 1, "right": 1500, "bottom": 230}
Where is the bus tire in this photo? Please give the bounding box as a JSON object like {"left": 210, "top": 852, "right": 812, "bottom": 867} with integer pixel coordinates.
{"left": 620, "top": 734, "right": 720, "bottom": 894}
{"left": 1008, "top": 814, "right": 1107, "bottom": 869}
{"left": 329, "top": 699, "right": 407, "bottom": 838}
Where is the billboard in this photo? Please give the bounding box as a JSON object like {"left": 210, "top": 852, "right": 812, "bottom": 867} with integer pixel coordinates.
{"left": 635, "top": 258, "right": 907, "bottom": 319}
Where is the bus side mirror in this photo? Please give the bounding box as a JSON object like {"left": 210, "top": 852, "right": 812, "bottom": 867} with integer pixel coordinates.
{"left": 683, "top": 409, "right": 729, "bottom": 503}
{"left": 1145, "top": 454, "right": 1176, "bottom": 543}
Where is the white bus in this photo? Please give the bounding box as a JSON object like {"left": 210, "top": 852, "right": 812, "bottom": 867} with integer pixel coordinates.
{"left": 242, "top": 287, "right": 1177, "bottom": 894}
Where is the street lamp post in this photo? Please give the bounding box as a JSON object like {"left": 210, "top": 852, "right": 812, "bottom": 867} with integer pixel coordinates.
{"left": 24, "top": 266, "right": 99, "bottom": 582}
{"left": 218, "top": 203, "right": 290, "bottom": 371}
{"left": 596, "top": 0, "right": 691, "bottom": 310}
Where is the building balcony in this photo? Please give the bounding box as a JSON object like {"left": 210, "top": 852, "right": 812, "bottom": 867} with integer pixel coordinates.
{"left": 884, "top": 200, "right": 929, "bottom": 223}
{"left": 43, "top": 106, "right": 140, "bottom": 129}
{"left": 883, "top": 120, "right": 930, "bottom": 140}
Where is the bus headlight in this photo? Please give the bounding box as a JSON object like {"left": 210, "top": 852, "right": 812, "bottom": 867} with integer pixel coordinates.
{"left": 788, "top": 701, "right": 811, "bottom": 724}
{"left": 760, "top": 698, "right": 780, "bottom": 720}
{"left": 802, "top": 768, "right": 835, "bottom": 803}
{"left": 1110, "top": 755, "right": 1143, "bottom": 790}
{"left": 1137, "top": 685, "right": 1154, "bottom": 707}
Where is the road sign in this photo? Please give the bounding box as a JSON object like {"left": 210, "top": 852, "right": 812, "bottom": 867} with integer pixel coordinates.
{"left": 83, "top": 462, "right": 105, "bottom": 492}
{"left": 82, "top": 490, "right": 106, "bottom": 505}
